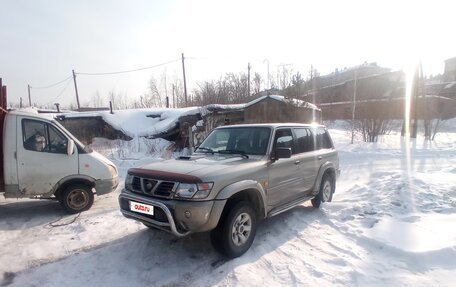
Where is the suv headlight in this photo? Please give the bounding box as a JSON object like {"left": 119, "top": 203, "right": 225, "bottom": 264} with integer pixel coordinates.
{"left": 125, "top": 174, "right": 134, "bottom": 190}
{"left": 175, "top": 182, "right": 214, "bottom": 199}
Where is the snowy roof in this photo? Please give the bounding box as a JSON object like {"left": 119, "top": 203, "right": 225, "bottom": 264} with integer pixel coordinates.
{"left": 60, "top": 107, "right": 201, "bottom": 138}
{"left": 58, "top": 96, "right": 319, "bottom": 138}
{"left": 245, "top": 95, "right": 320, "bottom": 110}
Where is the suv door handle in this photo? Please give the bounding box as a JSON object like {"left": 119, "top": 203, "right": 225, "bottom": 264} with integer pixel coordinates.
{"left": 317, "top": 156, "right": 323, "bottom": 160}
{"left": 294, "top": 160, "right": 300, "bottom": 165}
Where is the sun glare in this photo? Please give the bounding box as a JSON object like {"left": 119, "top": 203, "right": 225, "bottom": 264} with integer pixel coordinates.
{"left": 403, "top": 62, "right": 418, "bottom": 137}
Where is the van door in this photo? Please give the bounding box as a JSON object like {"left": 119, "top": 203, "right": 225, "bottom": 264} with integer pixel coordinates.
{"left": 16, "top": 117, "right": 78, "bottom": 195}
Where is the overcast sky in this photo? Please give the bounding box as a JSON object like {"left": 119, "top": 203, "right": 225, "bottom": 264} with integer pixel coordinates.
{"left": 1, "top": 0, "right": 455, "bottom": 107}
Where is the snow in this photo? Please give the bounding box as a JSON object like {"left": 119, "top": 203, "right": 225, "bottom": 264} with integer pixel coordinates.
{"left": 59, "top": 96, "right": 319, "bottom": 139}
{"left": 245, "top": 95, "right": 320, "bottom": 110}
{"left": 1, "top": 121, "right": 456, "bottom": 287}
{"left": 61, "top": 107, "right": 201, "bottom": 138}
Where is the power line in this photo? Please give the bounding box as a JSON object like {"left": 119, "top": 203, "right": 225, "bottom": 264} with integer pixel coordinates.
{"left": 30, "top": 76, "right": 73, "bottom": 89}
{"left": 44, "top": 78, "right": 73, "bottom": 106}
{"left": 75, "top": 59, "right": 180, "bottom": 76}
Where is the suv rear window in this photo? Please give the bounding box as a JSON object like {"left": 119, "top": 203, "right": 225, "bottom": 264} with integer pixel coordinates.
{"left": 313, "top": 127, "right": 333, "bottom": 150}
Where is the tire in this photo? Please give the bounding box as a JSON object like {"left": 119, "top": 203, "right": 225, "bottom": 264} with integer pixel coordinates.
{"left": 210, "top": 201, "right": 257, "bottom": 258}
{"left": 311, "top": 174, "right": 334, "bottom": 208}
{"left": 59, "top": 184, "right": 94, "bottom": 214}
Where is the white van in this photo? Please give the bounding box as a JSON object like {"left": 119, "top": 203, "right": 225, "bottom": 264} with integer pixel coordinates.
{"left": 1, "top": 110, "right": 119, "bottom": 213}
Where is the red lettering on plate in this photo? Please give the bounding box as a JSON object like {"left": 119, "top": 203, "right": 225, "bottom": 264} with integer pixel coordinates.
{"left": 134, "top": 204, "right": 150, "bottom": 213}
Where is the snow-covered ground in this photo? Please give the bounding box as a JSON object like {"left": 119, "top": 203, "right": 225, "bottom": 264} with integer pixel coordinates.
{"left": 1, "top": 126, "right": 455, "bottom": 287}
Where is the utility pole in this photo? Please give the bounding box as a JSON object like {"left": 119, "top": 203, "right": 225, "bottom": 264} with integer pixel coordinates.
{"left": 20, "top": 97, "right": 23, "bottom": 108}
{"left": 310, "top": 65, "right": 315, "bottom": 104}
{"left": 351, "top": 68, "right": 358, "bottom": 144}
{"left": 172, "top": 84, "right": 176, "bottom": 108}
{"left": 72, "top": 69, "right": 81, "bottom": 111}
{"left": 263, "top": 59, "right": 270, "bottom": 90}
{"left": 181, "top": 53, "right": 188, "bottom": 106}
{"left": 27, "top": 84, "right": 32, "bottom": 106}
{"left": 247, "top": 63, "right": 251, "bottom": 97}
{"left": 164, "top": 72, "right": 169, "bottom": 108}
{"left": 411, "top": 64, "right": 420, "bottom": 139}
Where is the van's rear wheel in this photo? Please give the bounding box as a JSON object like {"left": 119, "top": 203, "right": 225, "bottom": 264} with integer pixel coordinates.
{"left": 59, "top": 184, "right": 94, "bottom": 214}
{"left": 210, "top": 201, "right": 257, "bottom": 258}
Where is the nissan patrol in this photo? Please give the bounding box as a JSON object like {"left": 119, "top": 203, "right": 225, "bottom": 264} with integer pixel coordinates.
{"left": 119, "top": 123, "right": 339, "bottom": 258}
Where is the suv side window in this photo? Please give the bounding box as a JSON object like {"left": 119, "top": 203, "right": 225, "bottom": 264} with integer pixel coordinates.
{"left": 293, "top": 128, "right": 315, "bottom": 153}
{"left": 22, "top": 119, "right": 68, "bottom": 154}
{"left": 273, "top": 128, "right": 295, "bottom": 154}
{"left": 313, "top": 127, "right": 333, "bottom": 150}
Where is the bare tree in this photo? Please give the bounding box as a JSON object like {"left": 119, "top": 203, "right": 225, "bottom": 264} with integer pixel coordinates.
{"left": 253, "top": 72, "right": 262, "bottom": 94}
{"left": 143, "top": 76, "right": 164, "bottom": 107}
{"left": 192, "top": 72, "right": 249, "bottom": 106}
{"left": 278, "top": 65, "right": 292, "bottom": 90}
{"left": 108, "top": 90, "right": 129, "bottom": 110}
{"left": 91, "top": 90, "right": 104, "bottom": 107}
{"left": 355, "top": 118, "right": 393, "bottom": 142}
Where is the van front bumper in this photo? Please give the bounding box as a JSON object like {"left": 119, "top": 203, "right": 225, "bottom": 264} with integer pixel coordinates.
{"left": 119, "top": 189, "right": 226, "bottom": 237}
{"left": 95, "top": 177, "right": 119, "bottom": 195}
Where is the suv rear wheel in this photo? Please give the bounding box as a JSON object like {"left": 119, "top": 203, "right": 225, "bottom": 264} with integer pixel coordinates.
{"left": 210, "top": 201, "right": 257, "bottom": 258}
{"left": 311, "top": 174, "right": 334, "bottom": 208}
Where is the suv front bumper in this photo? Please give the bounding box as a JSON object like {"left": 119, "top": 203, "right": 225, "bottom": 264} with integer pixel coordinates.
{"left": 119, "top": 189, "right": 226, "bottom": 237}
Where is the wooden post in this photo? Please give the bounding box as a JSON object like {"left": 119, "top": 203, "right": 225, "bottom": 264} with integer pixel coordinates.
{"left": 247, "top": 62, "right": 251, "bottom": 97}
{"left": 172, "top": 84, "right": 175, "bottom": 108}
{"left": 72, "top": 69, "right": 81, "bottom": 110}
{"left": 28, "top": 84, "right": 32, "bottom": 106}
{"left": 0, "top": 78, "right": 3, "bottom": 109}
{"left": 188, "top": 126, "right": 193, "bottom": 154}
{"left": 181, "top": 53, "right": 188, "bottom": 106}
{"left": 351, "top": 69, "right": 358, "bottom": 144}
{"left": 0, "top": 79, "right": 5, "bottom": 189}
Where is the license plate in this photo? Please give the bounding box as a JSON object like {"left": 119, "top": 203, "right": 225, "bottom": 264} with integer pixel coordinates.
{"left": 130, "top": 201, "right": 154, "bottom": 216}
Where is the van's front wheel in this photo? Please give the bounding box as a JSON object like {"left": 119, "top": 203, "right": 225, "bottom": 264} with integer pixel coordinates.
{"left": 59, "top": 184, "right": 94, "bottom": 214}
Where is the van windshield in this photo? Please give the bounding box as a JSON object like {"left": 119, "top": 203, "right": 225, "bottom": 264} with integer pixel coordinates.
{"left": 52, "top": 120, "right": 93, "bottom": 153}
{"left": 197, "top": 127, "right": 271, "bottom": 156}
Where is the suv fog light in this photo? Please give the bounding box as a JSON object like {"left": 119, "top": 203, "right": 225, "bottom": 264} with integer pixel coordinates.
{"left": 184, "top": 211, "right": 191, "bottom": 218}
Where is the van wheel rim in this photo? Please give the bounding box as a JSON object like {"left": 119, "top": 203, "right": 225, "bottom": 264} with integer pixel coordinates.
{"left": 67, "top": 189, "right": 88, "bottom": 210}
{"left": 231, "top": 212, "right": 252, "bottom": 246}
{"left": 322, "top": 181, "right": 332, "bottom": 202}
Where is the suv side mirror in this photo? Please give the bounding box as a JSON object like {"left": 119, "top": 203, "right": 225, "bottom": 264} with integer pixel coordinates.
{"left": 67, "top": 139, "right": 75, "bottom": 156}
{"left": 272, "top": 147, "right": 292, "bottom": 160}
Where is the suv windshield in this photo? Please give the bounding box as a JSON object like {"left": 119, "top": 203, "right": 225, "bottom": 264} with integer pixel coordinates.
{"left": 197, "top": 127, "right": 271, "bottom": 156}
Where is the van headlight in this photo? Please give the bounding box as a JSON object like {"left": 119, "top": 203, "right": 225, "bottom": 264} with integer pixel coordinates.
{"left": 175, "top": 182, "right": 213, "bottom": 199}
{"left": 108, "top": 164, "right": 118, "bottom": 177}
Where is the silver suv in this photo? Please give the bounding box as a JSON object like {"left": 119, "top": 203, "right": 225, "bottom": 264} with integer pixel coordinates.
{"left": 119, "top": 124, "right": 340, "bottom": 258}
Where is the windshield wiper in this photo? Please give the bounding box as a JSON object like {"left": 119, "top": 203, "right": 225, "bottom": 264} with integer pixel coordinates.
{"left": 218, "top": 149, "right": 249, "bottom": 159}
{"left": 196, "top": 147, "right": 215, "bottom": 154}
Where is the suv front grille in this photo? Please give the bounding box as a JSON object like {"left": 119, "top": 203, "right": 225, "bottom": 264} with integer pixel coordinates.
{"left": 132, "top": 176, "right": 142, "bottom": 191}
{"left": 155, "top": 181, "right": 175, "bottom": 196}
{"left": 129, "top": 176, "right": 177, "bottom": 199}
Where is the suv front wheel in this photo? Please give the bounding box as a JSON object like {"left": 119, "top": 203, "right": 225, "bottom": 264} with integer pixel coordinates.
{"left": 211, "top": 201, "right": 257, "bottom": 258}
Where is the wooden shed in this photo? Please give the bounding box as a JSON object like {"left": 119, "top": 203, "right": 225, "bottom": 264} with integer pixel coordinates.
{"left": 243, "top": 95, "right": 321, "bottom": 124}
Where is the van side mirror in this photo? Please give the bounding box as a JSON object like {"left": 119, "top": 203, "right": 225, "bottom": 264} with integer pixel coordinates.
{"left": 67, "top": 139, "right": 75, "bottom": 156}
{"left": 272, "top": 147, "right": 292, "bottom": 160}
